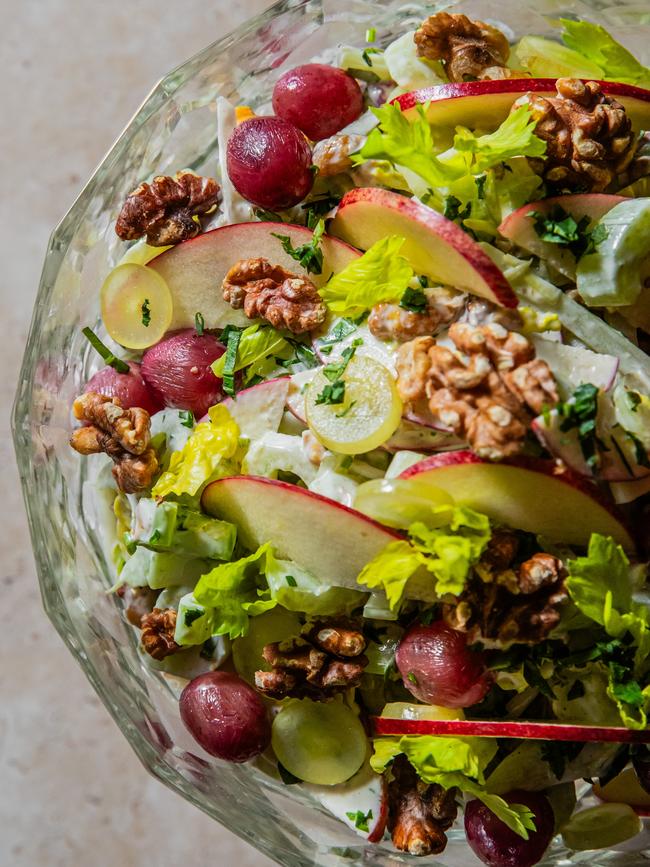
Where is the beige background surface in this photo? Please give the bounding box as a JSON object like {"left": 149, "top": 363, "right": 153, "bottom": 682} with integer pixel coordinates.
{"left": 2, "top": 1, "right": 274, "bottom": 864}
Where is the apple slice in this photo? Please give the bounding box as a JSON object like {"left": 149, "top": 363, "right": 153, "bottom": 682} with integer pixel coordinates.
{"left": 329, "top": 188, "right": 518, "bottom": 308}
{"left": 217, "top": 378, "right": 289, "bottom": 439}
{"left": 393, "top": 79, "right": 650, "bottom": 135}
{"left": 149, "top": 222, "right": 360, "bottom": 331}
{"left": 201, "top": 476, "right": 402, "bottom": 590}
{"left": 499, "top": 194, "right": 626, "bottom": 279}
{"left": 372, "top": 716, "right": 650, "bottom": 743}
{"left": 399, "top": 451, "right": 635, "bottom": 550}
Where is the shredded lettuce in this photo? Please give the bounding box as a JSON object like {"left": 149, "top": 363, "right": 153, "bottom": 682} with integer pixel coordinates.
{"left": 561, "top": 19, "right": 650, "bottom": 87}
{"left": 371, "top": 736, "right": 536, "bottom": 839}
{"left": 211, "top": 324, "right": 293, "bottom": 381}
{"left": 318, "top": 236, "right": 413, "bottom": 317}
{"left": 357, "top": 506, "right": 491, "bottom": 607}
{"left": 152, "top": 404, "right": 241, "bottom": 499}
{"left": 134, "top": 499, "right": 236, "bottom": 560}
{"left": 264, "top": 550, "right": 366, "bottom": 615}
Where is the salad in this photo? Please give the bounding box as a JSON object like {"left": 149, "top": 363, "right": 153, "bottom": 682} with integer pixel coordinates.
{"left": 70, "top": 9, "right": 650, "bottom": 866}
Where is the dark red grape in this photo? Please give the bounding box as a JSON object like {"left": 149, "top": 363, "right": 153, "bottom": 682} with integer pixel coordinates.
{"left": 272, "top": 63, "right": 364, "bottom": 141}
{"left": 464, "top": 790, "right": 555, "bottom": 867}
{"left": 141, "top": 329, "right": 225, "bottom": 417}
{"left": 180, "top": 671, "right": 271, "bottom": 762}
{"left": 395, "top": 621, "right": 492, "bottom": 708}
{"left": 633, "top": 749, "right": 650, "bottom": 794}
{"left": 84, "top": 361, "right": 163, "bottom": 415}
{"left": 227, "top": 116, "right": 314, "bottom": 210}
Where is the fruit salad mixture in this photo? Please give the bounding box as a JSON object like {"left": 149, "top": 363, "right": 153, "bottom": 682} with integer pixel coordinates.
{"left": 71, "top": 10, "right": 650, "bottom": 865}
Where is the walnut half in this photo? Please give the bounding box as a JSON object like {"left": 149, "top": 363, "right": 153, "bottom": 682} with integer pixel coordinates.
{"left": 415, "top": 12, "right": 511, "bottom": 82}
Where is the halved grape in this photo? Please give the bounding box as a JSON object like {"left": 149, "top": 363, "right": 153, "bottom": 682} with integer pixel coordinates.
{"left": 227, "top": 116, "right": 314, "bottom": 210}
{"left": 272, "top": 64, "right": 364, "bottom": 141}
{"left": 396, "top": 621, "right": 492, "bottom": 708}
{"left": 232, "top": 607, "right": 301, "bottom": 686}
{"left": 353, "top": 477, "right": 453, "bottom": 529}
{"left": 561, "top": 803, "right": 642, "bottom": 851}
{"left": 305, "top": 356, "right": 402, "bottom": 454}
{"left": 271, "top": 698, "right": 367, "bottom": 785}
{"left": 100, "top": 263, "right": 173, "bottom": 349}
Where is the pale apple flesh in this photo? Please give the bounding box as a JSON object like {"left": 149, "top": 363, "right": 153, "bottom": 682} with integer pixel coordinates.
{"left": 393, "top": 79, "right": 650, "bottom": 135}
{"left": 330, "top": 188, "right": 518, "bottom": 308}
{"left": 149, "top": 222, "right": 360, "bottom": 331}
{"left": 399, "top": 451, "right": 635, "bottom": 551}
{"left": 213, "top": 378, "right": 289, "bottom": 438}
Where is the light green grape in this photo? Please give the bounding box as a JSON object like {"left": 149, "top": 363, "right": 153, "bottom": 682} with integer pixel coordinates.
{"left": 561, "top": 803, "right": 641, "bottom": 851}
{"left": 272, "top": 699, "right": 367, "bottom": 785}
{"left": 232, "top": 607, "right": 301, "bottom": 686}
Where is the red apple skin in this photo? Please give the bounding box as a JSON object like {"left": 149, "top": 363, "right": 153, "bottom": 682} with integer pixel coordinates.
{"left": 367, "top": 778, "right": 389, "bottom": 843}
{"left": 332, "top": 188, "right": 518, "bottom": 308}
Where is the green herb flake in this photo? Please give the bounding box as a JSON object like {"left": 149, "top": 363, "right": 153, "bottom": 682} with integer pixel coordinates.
{"left": 183, "top": 608, "right": 204, "bottom": 628}
{"left": 141, "top": 298, "right": 151, "bottom": 327}
{"left": 316, "top": 379, "right": 346, "bottom": 406}
{"left": 254, "top": 207, "right": 284, "bottom": 223}
{"left": 400, "top": 286, "right": 428, "bottom": 314}
{"left": 530, "top": 207, "right": 608, "bottom": 260}
{"left": 315, "top": 339, "right": 362, "bottom": 406}
{"left": 285, "top": 575, "right": 298, "bottom": 587}
{"left": 179, "top": 410, "right": 195, "bottom": 429}
{"left": 558, "top": 383, "right": 601, "bottom": 469}
{"left": 194, "top": 311, "right": 205, "bottom": 336}
{"left": 149, "top": 529, "right": 162, "bottom": 544}
{"left": 82, "top": 326, "right": 130, "bottom": 374}
{"left": 271, "top": 219, "right": 325, "bottom": 275}
{"left": 443, "top": 195, "right": 471, "bottom": 222}
{"left": 221, "top": 327, "right": 243, "bottom": 396}
{"left": 365, "top": 27, "right": 376, "bottom": 42}
{"left": 407, "top": 672, "right": 418, "bottom": 685}
{"left": 346, "top": 809, "right": 373, "bottom": 832}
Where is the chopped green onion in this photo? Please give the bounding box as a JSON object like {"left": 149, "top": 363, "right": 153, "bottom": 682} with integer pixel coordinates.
{"left": 365, "top": 27, "right": 376, "bottom": 42}
{"left": 179, "top": 410, "right": 195, "bottom": 429}
{"left": 221, "top": 328, "right": 243, "bottom": 396}
{"left": 82, "top": 327, "right": 129, "bottom": 374}
{"left": 141, "top": 298, "right": 151, "bottom": 327}
{"left": 195, "top": 312, "right": 205, "bottom": 336}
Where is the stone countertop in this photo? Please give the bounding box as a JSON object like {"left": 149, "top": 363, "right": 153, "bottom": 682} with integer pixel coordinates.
{"left": 2, "top": 2, "right": 273, "bottom": 864}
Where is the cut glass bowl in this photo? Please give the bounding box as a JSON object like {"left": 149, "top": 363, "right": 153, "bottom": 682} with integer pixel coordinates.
{"left": 12, "top": 0, "right": 650, "bottom": 863}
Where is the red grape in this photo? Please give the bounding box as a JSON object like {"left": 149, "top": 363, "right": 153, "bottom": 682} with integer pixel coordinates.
{"left": 180, "top": 671, "right": 271, "bottom": 762}
{"left": 464, "top": 790, "right": 555, "bottom": 867}
{"left": 395, "top": 621, "right": 492, "bottom": 708}
{"left": 227, "top": 116, "right": 314, "bottom": 210}
{"left": 141, "top": 329, "right": 225, "bottom": 417}
{"left": 84, "top": 362, "right": 163, "bottom": 415}
{"left": 272, "top": 64, "right": 364, "bottom": 141}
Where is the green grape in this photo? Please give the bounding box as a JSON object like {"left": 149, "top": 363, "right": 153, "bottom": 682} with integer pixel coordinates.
{"left": 561, "top": 803, "right": 641, "bottom": 851}
{"left": 232, "top": 607, "right": 301, "bottom": 686}
{"left": 272, "top": 699, "right": 367, "bottom": 785}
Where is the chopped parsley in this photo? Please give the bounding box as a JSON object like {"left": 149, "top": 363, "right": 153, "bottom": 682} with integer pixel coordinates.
{"left": 179, "top": 410, "right": 195, "bottom": 429}
{"left": 220, "top": 325, "right": 243, "bottom": 396}
{"left": 400, "top": 286, "right": 428, "bottom": 314}
{"left": 443, "top": 195, "right": 471, "bottom": 222}
{"left": 194, "top": 311, "right": 205, "bottom": 336}
{"left": 316, "top": 319, "right": 358, "bottom": 355}
{"left": 346, "top": 809, "right": 373, "bottom": 832}
{"left": 272, "top": 218, "right": 325, "bottom": 274}
{"left": 315, "top": 339, "right": 362, "bottom": 406}
{"left": 82, "top": 326, "right": 130, "bottom": 374}
{"left": 557, "top": 382, "right": 602, "bottom": 470}
{"left": 253, "top": 207, "right": 284, "bottom": 223}
{"left": 302, "top": 194, "right": 341, "bottom": 229}
{"left": 316, "top": 379, "right": 346, "bottom": 406}
{"left": 141, "top": 298, "right": 151, "bottom": 327}
{"left": 183, "top": 608, "right": 204, "bottom": 628}
{"left": 530, "top": 207, "right": 609, "bottom": 260}
{"left": 285, "top": 575, "right": 298, "bottom": 587}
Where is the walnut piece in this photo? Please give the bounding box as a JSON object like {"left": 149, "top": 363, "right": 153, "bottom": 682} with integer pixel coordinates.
{"left": 140, "top": 608, "right": 182, "bottom": 660}
{"left": 223, "top": 258, "right": 326, "bottom": 334}
{"left": 70, "top": 392, "right": 158, "bottom": 494}
{"left": 369, "top": 289, "right": 465, "bottom": 343}
{"left": 117, "top": 585, "right": 158, "bottom": 627}
{"left": 522, "top": 78, "right": 635, "bottom": 192}
{"left": 254, "top": 619, "right": 368, "bottom": 700}
{"left": 414, "top": 12, "right": 511, "bottom": 82}
{"left": 396, "top": 322, "right": 559, "bottom": 460}
{"left": 444, "top": 543, "right": 568, "bottom": 645}
{"left": 115, "top": 171, "right": 221, "bottom": 246}
{"left": 312, "top": 134, "right": 365, "bottom": 177}
{"left": 388, "top": 755, "right": 457, "bottom": 856}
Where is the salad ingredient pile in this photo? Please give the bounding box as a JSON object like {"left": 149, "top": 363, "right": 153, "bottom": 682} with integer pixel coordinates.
{"left": 70, "top": 9, "right": 650, "bottom": 865}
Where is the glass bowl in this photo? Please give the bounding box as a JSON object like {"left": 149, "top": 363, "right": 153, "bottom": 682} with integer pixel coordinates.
{"left": 12, "top": 0, "right": 650, "bottom": 864}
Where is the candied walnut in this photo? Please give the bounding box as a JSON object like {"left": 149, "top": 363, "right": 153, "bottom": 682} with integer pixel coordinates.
{"left": 396, "top": 323, "right": 559, "bottom": 460}
{"left": 444, "top": 550, "right": 567, "bottom": 644}
{"left": 388, "top": 755, "right": 457, "bottom": 856}
{"left": 70, "top": 392, "right": 158, "bottom": 494}
{"left": 522, "top": 78, "right": 635, "bottom": 192}
{"left": 254, "top": 619, "right": 368, "bottom": 701}
{"left": 140, "top": 608, "right": 182, "bottom": 660}
{"left": 115, "top": 171, "right": 221, "bottom": 246}
{"left": 117, "top": 585, "right": 158, "bottom": 627}
{"left": 312, "top": 134, "right": 365, "bottom": 177}
{"left": 222, "top": 258, "right": 326, "bottom": 334}
{"left": 368, "top": 289, "right": 464, "bottom": 343}
{"left": 414, "top": 12, "right": 510, "bottom": 82}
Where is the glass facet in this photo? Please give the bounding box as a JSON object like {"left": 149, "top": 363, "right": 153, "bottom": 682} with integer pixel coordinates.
{"left": 13, "top": 1, "right": 650, "bottom": 863}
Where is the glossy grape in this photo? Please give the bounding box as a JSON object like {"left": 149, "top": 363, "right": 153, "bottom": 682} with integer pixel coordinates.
{"left": 395, "top": 621, "right": 492, "bottom": 708}
{"left": 227, "top": 116, "right": 314, "bottom": 210}
{"left": 100, "top": 262, "right": 173, "bottom": 349}
{"left": 272, "top": 63, "right": 364, "bottom": 141}
{"left": 464, "top": 790, "right": 555, "bottom": 867}
{"left": 84, "top": 362, "right": 163, "bottom": 415}
{"left": 180, "top": 671, "right": 271, "bottom": 762}
{"left": 141, "top": 329, "right": 225, "bottom": 417}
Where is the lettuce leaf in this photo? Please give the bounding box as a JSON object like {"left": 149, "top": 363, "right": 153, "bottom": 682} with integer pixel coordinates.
{"left": 211, "top": 324, "right": 292, "bottom": 380}
{"left": 371, "top": 735, "right": 536, "bottom": 839}
{"left": 264, "top": 550, "right": 366, "bottom": 614}
{"left": 152, "top": 404, "right": 241, "bottom": 499}
{"left": 318, "top": 236, "right": 414, "bottom": 317}
{"left": 357, "top": 506, "right": 491, "bottom": 607}
{"left": 561, "top": 19, "right": 650, "bottom": 87}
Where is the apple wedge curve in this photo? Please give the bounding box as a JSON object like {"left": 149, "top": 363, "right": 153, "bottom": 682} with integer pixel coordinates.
{"left": 329, "top": 188, "right": 518, "bottom": 308}
{"left": 393, "top": 79, "right": 650, "bottom": 134}
{"left": 372, "top": 717, "right": 650, "bottom": 744}
{"left": 201, "top": 476, "right": 402, "bottom": 590}
{"left": 149, "top": 222, "right": 360, "bottom": 331}
{"left": 399, "top": 451, "right": 635, "bottom": 551}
